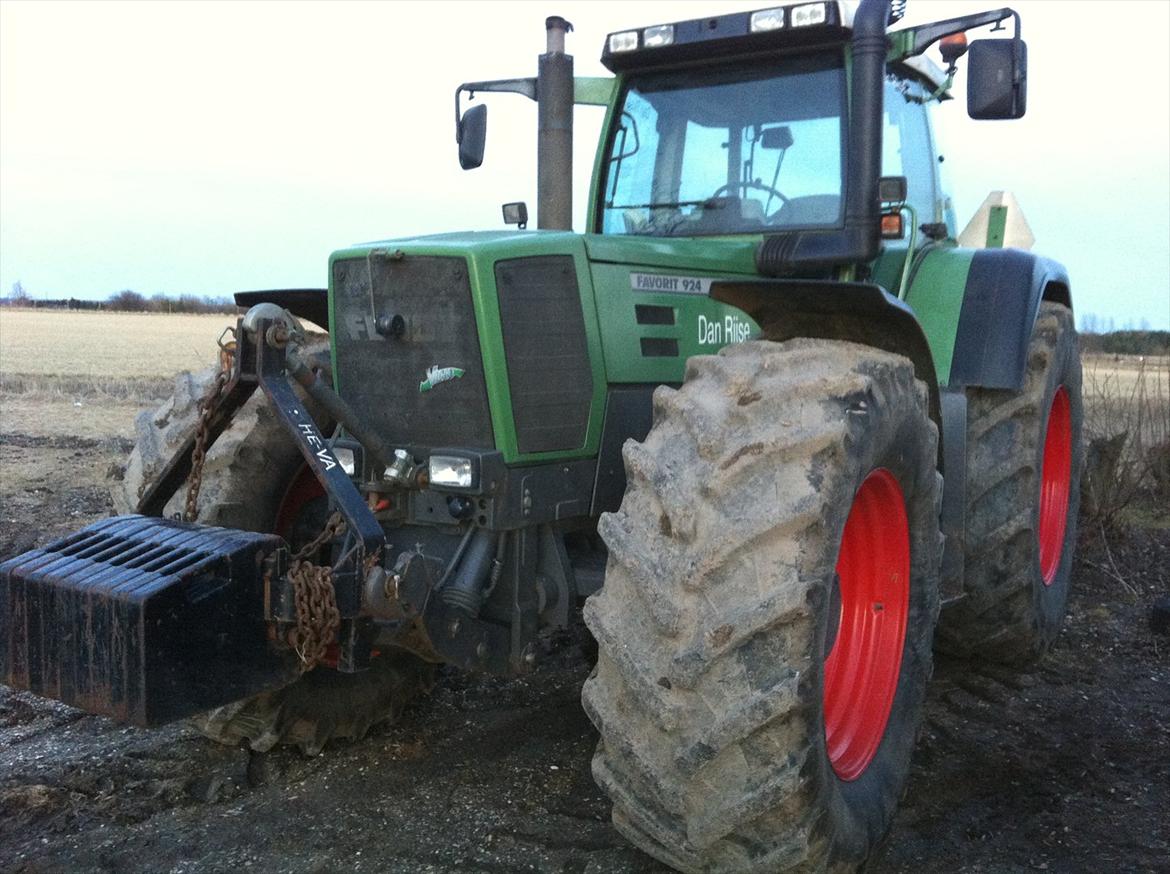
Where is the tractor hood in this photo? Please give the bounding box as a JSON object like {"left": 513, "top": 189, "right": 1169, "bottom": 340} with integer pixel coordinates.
{"left": 582, "top": 234, "right": 760, "bottom": 276}
{"left": 337, "top": 230, "right": 761, "bottom": 277}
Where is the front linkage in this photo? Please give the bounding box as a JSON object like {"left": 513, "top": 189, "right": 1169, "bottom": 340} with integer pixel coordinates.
{"left": 147, "top": 304, "right": 388, "bottom": 675}
{"left": 0, "top": 306, "right": 405, "bottom": 724}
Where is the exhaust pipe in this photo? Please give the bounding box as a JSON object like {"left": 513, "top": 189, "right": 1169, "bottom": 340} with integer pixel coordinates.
{"left": 756, "top": 0, "right": 889, "bottom": 276}
{"left": 537, "top": 16, "right": 574, "bottom": 230}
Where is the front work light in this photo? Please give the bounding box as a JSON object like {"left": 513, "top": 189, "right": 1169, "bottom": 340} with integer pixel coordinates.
{"left": 608, "top": 30, "right": 639, "bottom": 53}
{"left": 429, "top": 455, "right": 475, "bottom": 489}
{"left": 791, "top": 2, "right": 828, "bottom": 27}
{"left": 642, "top": 24, "right": 675, "bottom": 48}
{"left": 750, "top": 8, "right": 786, "bottom": 32}
{"left": 333, "top": 446, "right": 356, "bottom": 476}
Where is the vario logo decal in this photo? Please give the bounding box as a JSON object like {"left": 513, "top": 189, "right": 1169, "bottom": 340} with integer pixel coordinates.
{"left": 420, "top": 365, "right": 465, "bottom": 393}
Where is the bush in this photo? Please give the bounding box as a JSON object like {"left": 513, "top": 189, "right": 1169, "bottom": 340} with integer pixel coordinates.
{"left": 1080, "top": 354, "right": 1170, "bottom": 531}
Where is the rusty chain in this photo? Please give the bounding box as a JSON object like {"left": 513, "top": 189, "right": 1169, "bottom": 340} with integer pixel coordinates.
{"left": 285, "top": 559, "right": 342, "bottom": 671}
{"left": 286, "top": 513, "right": 351, "bottom": 672}
{"left": 293, "top": 511, "right": 346, "bottom": 561}
{"left": 183, "top": 353, "right": 233, "bottom": 523}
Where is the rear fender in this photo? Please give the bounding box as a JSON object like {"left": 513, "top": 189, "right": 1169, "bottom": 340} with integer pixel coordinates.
{"left": 909, "top": 248, "right": 1071, "bottom": 390}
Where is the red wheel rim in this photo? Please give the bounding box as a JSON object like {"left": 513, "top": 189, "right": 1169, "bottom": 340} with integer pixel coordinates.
{"left": 274, "top": 464, "right": 325, "bottom": 542}
{"left": 1038, "top": 386, "right": 1072, "bottom": 585}
{"left": 824, "top": 468, "right": 911, "bottom": 782}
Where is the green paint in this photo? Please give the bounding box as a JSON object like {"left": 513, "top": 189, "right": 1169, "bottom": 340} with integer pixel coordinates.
{"left": 985, "top": 205, "right": 1007, "bottom": 248}
{"left": 871, "top": 245, "right": 909, "bottom": 294}
{"left": 583, "top": 234, "right": 760, "bottom": 273}
{"left": 585, "top": 78, "right": 621, "bottom": 233}
{"left": 327, "top": 232, "right": 765, "bottom": 461}
{"left": 589, "top": 260, "right": 760, "bottom": 384}
{"left": 903, "top": 246, "right": 974, "bottom": 385}
{"left": 329, "top": 232, "right": 607, "bottom": 466}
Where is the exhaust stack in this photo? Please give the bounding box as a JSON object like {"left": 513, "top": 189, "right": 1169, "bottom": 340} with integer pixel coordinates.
{"left": 537, "top": 16, "right": 574, "bottom": 230}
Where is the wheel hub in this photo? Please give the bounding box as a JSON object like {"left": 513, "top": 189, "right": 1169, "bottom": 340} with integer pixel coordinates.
{"left": 1038, "top": 386, "right": 1072, "bottom": 585}
{"left": 824, "top": 468, "right": 911, "bottom": 781}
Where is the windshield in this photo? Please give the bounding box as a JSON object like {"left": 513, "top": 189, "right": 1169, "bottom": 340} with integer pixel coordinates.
{"left": 599, "top": 56, "right": 846, "bottom": 237}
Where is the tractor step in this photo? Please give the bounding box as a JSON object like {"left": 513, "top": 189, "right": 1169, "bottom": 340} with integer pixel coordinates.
{"left": 0, "top": 515, "right": 299, "bottom": 726}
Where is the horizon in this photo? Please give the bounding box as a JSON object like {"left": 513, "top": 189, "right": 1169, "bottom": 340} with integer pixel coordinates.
{"left": 2, "top": 0, "right": 1168, "bottom": 329}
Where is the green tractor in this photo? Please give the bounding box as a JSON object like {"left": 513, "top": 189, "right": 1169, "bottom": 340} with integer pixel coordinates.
{"left": 1, "top": 1, "right": 1083, "bottom": 869}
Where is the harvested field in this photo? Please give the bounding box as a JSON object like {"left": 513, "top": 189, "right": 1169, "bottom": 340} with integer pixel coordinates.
{"left": 0, "top": 312, "right": 1167, "bottom": 873}
{"left": 0, "top": 309, "right": 232, "bottom": 378}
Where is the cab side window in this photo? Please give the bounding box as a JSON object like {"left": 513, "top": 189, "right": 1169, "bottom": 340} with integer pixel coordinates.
{"left": 882, "top": 77, "right": 939, "bottom": 223}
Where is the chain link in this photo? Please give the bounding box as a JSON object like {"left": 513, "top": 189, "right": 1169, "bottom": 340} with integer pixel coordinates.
{"left": 184, "top": 364, "right": 231, "bottom": 523}
{"left": 293, "top": 511, "right": 346, "bottom": 561}
{"left": 285, "top": 559, "right": 342, "bottom": 671}
{"left": 286, "top": 512, "right": 350, "bottom": 672}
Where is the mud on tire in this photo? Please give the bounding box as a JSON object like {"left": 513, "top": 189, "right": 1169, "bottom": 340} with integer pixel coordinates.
{"left": 583, "top": 339, "right": 942, "bottom": 872}
{"left": 936, "top": 302, "right": 1084, "bottom": 665}
{"left": 112, "top": 338, "right": 434, "bottom": 754}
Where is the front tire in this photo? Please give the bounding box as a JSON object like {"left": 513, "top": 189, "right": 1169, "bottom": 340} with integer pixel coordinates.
{"left": 936, "top": 302, "right": 1084, "bottom": 664}
{"left": 583, "top": 339, "right": 942, "bottom": 872}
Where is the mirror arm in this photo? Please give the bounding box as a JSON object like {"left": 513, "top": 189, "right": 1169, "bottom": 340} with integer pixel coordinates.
{"left": 908, "top": 7, "right": 1020, "bottom": 56}
{"left": 454, "top": 78, "right": 537, "bottom": 142}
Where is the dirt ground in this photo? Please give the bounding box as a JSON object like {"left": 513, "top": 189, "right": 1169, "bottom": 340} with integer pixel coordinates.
{"left": 1, "top": 434, "right": 1167, "bottom": 873}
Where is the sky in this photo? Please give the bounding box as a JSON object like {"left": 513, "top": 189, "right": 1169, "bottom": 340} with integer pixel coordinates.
{"left": 1, "top": 0, "right": 1167, "bottom": 330}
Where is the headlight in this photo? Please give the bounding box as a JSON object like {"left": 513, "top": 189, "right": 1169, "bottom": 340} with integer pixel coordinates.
{"left": 791, "top": 2, "right": 828, "bottom": 27}
{"left": 429, "top": 455, "right": 474, "bottom": 489}
{"left": 608, "top": 31, "right": 639, "bottom": 53}
{"left": 642, "top": 24, "right": 674, "bottom": 48}
{"left": 333, "top": 446, "right": 356, "bottom": 476}
{"left": 750, "top": 8, "right": 786, "bottom": 32}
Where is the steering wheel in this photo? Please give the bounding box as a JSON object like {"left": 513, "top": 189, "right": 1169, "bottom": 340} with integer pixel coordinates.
{"left": 710, "top": 180, "right": 790, "bottom": 207}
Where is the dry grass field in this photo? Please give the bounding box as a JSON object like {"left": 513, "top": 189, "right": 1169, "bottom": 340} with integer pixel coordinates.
{"left": 0, "top": 308, "right": 235, "bottom": 439}
{"left": 0, "top": 308, "right": 234, "bottom": 378}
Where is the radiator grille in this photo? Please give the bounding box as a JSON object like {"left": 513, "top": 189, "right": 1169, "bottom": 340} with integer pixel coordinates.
{"left": 495, "top": 256, "right": 593, "bottom": 453}
{"left": 332, "top": 256, "right": 493, "bottom": 449}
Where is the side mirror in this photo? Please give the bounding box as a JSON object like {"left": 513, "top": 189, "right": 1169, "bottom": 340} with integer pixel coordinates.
{"left": 501, "top": 201, "right": 528, "bottom": 229}
{"left": 967, "top": 38, "right": 1027, "bottom": 119}
{"left": 457, "top": 103, "right": 487, "bottom": 170}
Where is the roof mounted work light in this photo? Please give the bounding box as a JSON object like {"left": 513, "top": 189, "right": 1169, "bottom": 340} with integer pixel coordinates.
{"left": 601, "top": 2, "right": 847, "bottom": 72}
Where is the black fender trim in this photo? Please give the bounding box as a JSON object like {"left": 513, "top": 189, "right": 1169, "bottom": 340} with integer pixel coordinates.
{"left": 711, "top": 278, "right": 942, "bottom": 463}
{"left": 233, "top": 289, "right": 329, "bottom": 331}
{"left": 949, "top": 249, "right": 1071, "bottom": 390}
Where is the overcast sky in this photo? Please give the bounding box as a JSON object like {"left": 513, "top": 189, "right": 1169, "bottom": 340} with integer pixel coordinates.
{"left": 1, "top": 0, "right": 1167, "bottom": 329}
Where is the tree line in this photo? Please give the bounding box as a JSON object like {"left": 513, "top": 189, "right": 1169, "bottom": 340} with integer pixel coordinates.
{"left": 1079, "top": 330, "right": 1169, "bottom": 357}
{"left": 4, "top": 282, "right": 235, "bottom": 314}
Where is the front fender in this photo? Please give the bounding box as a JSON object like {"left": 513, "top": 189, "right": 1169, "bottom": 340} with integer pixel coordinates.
{"left": 234, "top": 289, "right": 329, "bottom": 331}
{"left": 710, "top": 278, "right": 942, "bottom": 435}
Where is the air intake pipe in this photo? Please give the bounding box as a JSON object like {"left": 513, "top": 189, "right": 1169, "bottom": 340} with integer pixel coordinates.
{"left": 756, "top": 0, "right": 890, "bottom": 276}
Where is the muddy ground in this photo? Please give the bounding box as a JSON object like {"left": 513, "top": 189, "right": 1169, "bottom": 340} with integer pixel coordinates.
{"left": 0, "top": 433, "right": 1167, "bottom": 873}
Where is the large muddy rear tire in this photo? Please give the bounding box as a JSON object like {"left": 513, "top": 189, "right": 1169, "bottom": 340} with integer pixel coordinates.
{"left": 112, "top": 339, "right": 434, "bottom": 754}
{"left": 936, "top": 302, "right": 1084, "bottom": 665}
{"left": 583, "top": 340, "right": 942, "bottom": 872}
